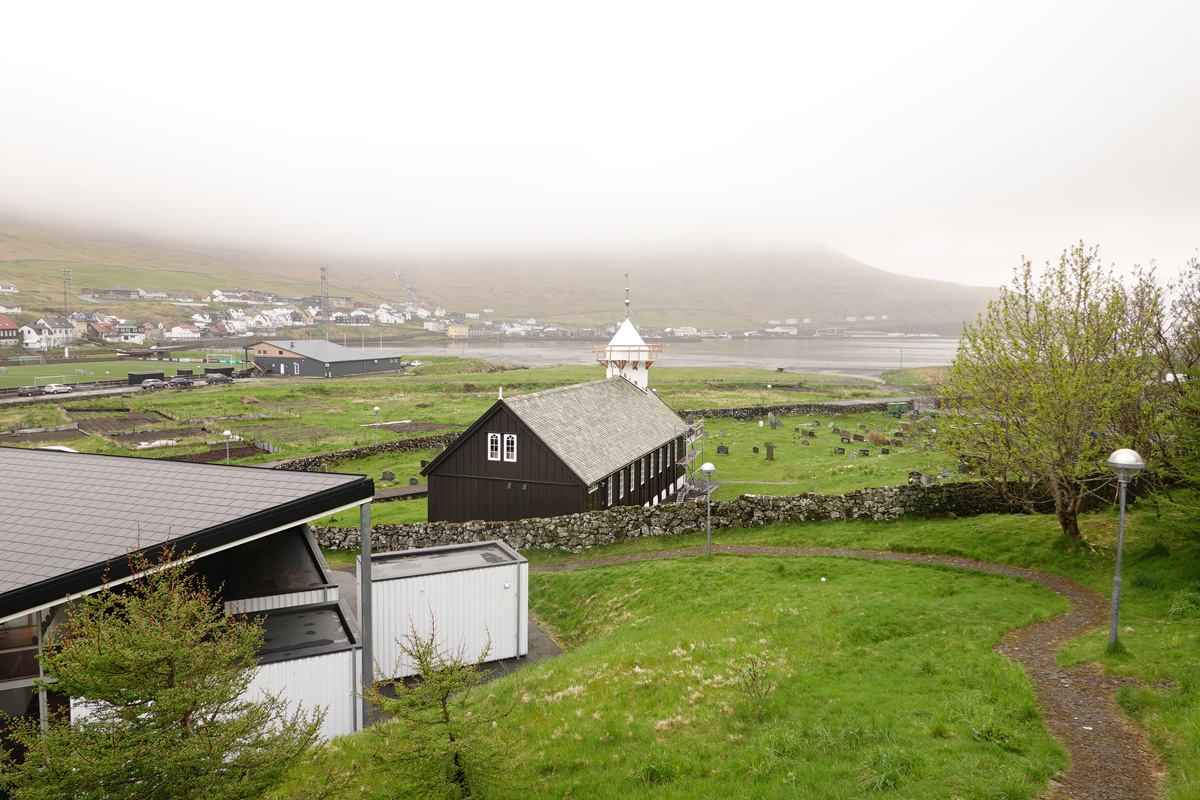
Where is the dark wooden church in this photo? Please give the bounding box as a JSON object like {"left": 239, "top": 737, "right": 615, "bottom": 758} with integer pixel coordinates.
{"left": 422, "top": 376, "right": 692, "bottom": 522}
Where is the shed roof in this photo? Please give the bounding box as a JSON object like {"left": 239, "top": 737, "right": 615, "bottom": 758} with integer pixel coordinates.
{"left": 502, "top": 377, "right": 689, "bottom": 485}
{"left": 0, "top": 448, "right": 372, "bottom": 619}
{"left": 252, "top": 339, "right": 404, "bottom": 363}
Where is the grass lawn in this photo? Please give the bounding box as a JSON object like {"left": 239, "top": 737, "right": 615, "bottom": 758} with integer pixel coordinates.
{"left": 303, "top": 495, "right": 1200, "bottom": 799}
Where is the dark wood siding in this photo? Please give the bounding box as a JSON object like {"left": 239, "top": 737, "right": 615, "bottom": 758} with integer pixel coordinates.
{"left": 427, "top": 406, "right": 585, "bottom": 522}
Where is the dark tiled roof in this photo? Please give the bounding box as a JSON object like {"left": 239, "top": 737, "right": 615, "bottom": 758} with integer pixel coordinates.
{"left": 504, "top": 378, "right": 689, "bottom": 485}
{"left": 0, "top": 448, "right": 370, "bottom": 614}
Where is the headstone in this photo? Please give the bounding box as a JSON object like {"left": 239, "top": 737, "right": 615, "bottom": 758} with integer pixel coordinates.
{"left": 320, "top": 465, "right": 328, "bottom": 472}
{"left": 795, "top": 426, "right": 800, "bottom": 433}
{"left": 764, "top": 441, "right": 775, "bottom": 461}
{"left": 716, "top": 444, "right": 729, "bottom": 455}
{"left": 881, "top": 447, "right": 890, "bottom": 455}
{"left": 924, "top": 443, "right": 933, "bottom": 451}
{"left": 801, "top": 440, "right": 810, "bottom": 446}
{"left": 908, "top": 470, "right": 922, "bottom": 482}
{"left": 939, "top": 469, "right": 951, "bottom": 478}
{"left": 752, "top": 446, "right": 759, "bottom": 454}
{"left": 848, "top": 453, "right": 857, "bottom": 459}
{"left": 828, "top": 422, "right": 834, "bottom": 428}
{"left": 834, "top": 447, "right": 845, "bottom": 454}
{"left": 719, "top": 429, "right": 725, "bottom": 437}
{"left": 420, "top": 459, "right": 430, "bottom": 468}
{"left": 859, "top": 449, "right": 870, "bottom": 457}
{"left": 381, "top": 470, "right": 395, "bottom": 482}
{"left": 409, "top": 476, "right": 419, "bottom": 485}
{"left": 852, "top": 434, "right": 865, "bottom": 442}
{"left": 768, "top": 412, "right": 778, "bottom": 430}
{"left": 958, "top": 462, "right": 971, "bottom": 473}
{"left": 759, "top": 420, "right": 764, "bottom": 428}
{"left": 841, "top": 437, "right": 851, "bottom": 444}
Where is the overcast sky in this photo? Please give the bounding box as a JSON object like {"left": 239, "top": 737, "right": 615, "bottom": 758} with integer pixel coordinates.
{"left": 2, "top": 1, "right": 1198, "bottom": 287}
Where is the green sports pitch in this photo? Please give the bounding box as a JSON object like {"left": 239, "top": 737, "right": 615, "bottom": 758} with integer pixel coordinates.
{"left": 0, "top": 359, "right": 185, "bottom": 389}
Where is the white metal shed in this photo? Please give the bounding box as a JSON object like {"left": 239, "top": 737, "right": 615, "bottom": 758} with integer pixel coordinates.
{"left": 364, "top": 540, "right": 528, "bottom": 680}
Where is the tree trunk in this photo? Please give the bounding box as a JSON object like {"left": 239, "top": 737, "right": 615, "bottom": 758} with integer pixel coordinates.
{"left": 1052, "top": 479, "right": 1084, "bottom": 540}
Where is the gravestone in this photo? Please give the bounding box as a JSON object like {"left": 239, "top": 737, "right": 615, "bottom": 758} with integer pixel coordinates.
{"left": 716, "top": 444, "right": 729, "bottom": 455}
{"left": 924, "top": 443, "right": 934, "bottom": 451}
{"left": 381, "top": 470, "right": 395, "bottom": 482}
{"left": 958, "top": 462, "right": 971, "bottom": 473}
{"left": 768, "top": 412, "right": 778, "bottom": 430}
{"left": 752, "top": 446, "right": 759, "bottom": 454}
{"left": 320, "top": 465, "right": 328, "bottom": 472}
{"left": 420, "top": 459, "right": 430, "bottom": 468}
{"left": 802, "top": 440, "right": 810, "bottom": 446}
{"left": 859, "top": 424, "right": 867, "bottom": 430}
{"left": 759, "top": 420, "right": 764, "bottom": 428}
{"left": 859, "top": 449, "right": 870, "bottom": 457}
{"left": 848, "top": 453, "right": 857, "bottom": 459}
{"left": 834, "top": 447, "right": 845, "bottom": 454}
{"left": 409, "top": 476, "right": 419, "bottom": 485}
{"left": 764, "top": 441, "right": 775, "bottom": 461}
{"left": 719, "top": 429, "right": 725, "bottom": 437}
{"left": 795, "top": 426, "right": 800, "bottom": 433}
{"left": 852, "top": 434, "right": 865, "bottom": 442}
{"left": 881, "top": 447, "right": 890, "bottom": 455}
{"left": 841, "top": 437, "right": 851, "bottom": 444}
{"left": 939, "top": 469, "right": 951, "bottom": 478}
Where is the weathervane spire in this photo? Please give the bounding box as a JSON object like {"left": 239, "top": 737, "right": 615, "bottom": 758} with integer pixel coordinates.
{"left": 624, "top": 272, "right": 631, "bottom": 319}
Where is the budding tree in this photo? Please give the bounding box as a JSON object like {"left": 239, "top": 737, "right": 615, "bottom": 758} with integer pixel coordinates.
{"left": 939, "top": 243, "right": 1161, "bottom": 539}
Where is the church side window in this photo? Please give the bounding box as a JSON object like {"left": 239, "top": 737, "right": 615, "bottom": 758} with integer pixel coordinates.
{"left": 619, "top": 470, "right": 624, "bottom": 498}
{"left": 487, "top": 433, "right": 501, "bottom": 461}
{"left": 607, "top": 478, "right": 613, "bottom": 506}
{"left": 641, "top": 456, "right": 647, "bottom": 484}
{"left": 503, "top": 434, "right": 518, "bottom": 462}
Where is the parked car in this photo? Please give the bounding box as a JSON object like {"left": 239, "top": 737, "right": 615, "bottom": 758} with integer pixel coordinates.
{"left": 166, "top": 377, "right": 194, "bottom": 388}
{"left": 16, "top": 386, "right": 45, "bottom": 397}
{"left": 231, "top": 369, "right": 254, "bottom": 378}
{"left": 140, "top": 379, "right": 167, "bottom": 390}
{"left": 42, "top": 384, "right": 73, "bottom": 394}
{"left": 204, "top": 373, "right": 234, "bottom": 384}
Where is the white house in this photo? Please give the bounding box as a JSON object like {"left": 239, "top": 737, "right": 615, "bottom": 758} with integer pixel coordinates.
{"left": 166, "top": 325, "right": 202, "bottom": 341}
{"left": 0, "top": 283, "right": 18, "bottom": 295}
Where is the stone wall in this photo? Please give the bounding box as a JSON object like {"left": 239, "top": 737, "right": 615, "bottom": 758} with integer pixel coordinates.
{"left": 311, "top": 479, "right": 1042, "bottom": 553}
{"left": 676, "top": 400, "right": 897, "bottom": 421}
{"left": 271, "top": 432, "right": 462, "bottom": 471}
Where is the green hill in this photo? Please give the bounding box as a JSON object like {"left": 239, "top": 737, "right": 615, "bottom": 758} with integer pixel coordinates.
{"left": 0, "top": 215, "right": 995, "bottom": 333}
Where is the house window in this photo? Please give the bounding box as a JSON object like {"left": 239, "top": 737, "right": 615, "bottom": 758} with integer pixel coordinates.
{"left": 503, "top": 434, "right": 517, "bottom": 462}
{"left": 660, "top": 446, "right": 665, "bottom": 474}
{"left": 607, "top": 478, "right": 613, "bottom": 506}
{"left": 487, "top": 433, "right": 501, "bottom": 461}
{"left": 641, "top": 457, "right": 647, "bottom": 484}
{"left": 619, "top": 470, "right": 624, "bottom": 498}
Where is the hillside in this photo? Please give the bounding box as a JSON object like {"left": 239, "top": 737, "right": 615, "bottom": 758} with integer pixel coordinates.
{"left": 0, "top": 215, "right": 996, "bottom": 333}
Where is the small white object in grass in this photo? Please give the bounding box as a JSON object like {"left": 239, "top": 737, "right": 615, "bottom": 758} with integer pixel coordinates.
{"left": 821, "top": 577, "right": 826, "bottom": 582}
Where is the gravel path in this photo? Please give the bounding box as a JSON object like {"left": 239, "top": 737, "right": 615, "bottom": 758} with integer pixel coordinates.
{"left": 532, "top": 544, "right": 1164, "bottom": 800}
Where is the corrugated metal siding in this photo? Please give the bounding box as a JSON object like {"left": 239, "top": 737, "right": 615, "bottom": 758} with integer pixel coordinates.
{"left": 373, "top": 563, "right": 526, "bottom": 679}
{"left": 247, "top": 650, "right": 359, "bottom": 740}
{"left": 223, "top": 586, "right": 337, "bottom": 615}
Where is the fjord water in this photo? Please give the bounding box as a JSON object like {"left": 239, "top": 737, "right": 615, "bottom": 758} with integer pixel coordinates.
{"left": 391, "top": 337, "right": 960, "bottom": 378}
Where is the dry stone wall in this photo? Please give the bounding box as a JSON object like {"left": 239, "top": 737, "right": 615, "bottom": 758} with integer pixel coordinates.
{"left": 676, "top": 400, "right": 897, "bottom": 421}
{"left": 272, "top": 432, "right": 461, "bottom": 471}
{"left": 311, "top": 480, "right": 1041, "bottom": 553}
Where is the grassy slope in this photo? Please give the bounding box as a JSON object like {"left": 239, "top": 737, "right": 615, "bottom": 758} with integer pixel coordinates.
{"left": 0, "top": 215, "right": 996, "bottom": 330}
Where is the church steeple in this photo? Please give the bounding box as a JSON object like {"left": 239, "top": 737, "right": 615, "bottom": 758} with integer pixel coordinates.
{"left": 593, "top": 275, "right": 662, "bottom": 391}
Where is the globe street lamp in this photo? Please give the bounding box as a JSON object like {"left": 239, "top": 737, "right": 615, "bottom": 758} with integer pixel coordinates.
{"left": 1106, "top": 448, "right": 1145, "bottom": 649}
{"left": 223, "top": 430, "right": 232, "bottom": 465}
{"left": 701, "top": 462, "right": 716, "bottom": 556}
{"left": 765, "top": 384, "right": 771, "bottom": 409}
{"left": 373, "top": 406, "right": 380, "bottom": 446}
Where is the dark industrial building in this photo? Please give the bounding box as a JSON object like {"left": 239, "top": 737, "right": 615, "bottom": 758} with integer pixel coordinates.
{"left": 244, "top": 339, "right": 408, "bottom": 378}
{"left": 421, "top": 377, "right": 692, "bottom": 522}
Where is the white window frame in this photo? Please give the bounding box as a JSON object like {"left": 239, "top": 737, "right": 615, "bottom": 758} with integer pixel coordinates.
{"left": 607, "top": 477, "right": 613, "bottom": 506}
{"left": 619, "top": 470, "right": 624, "bottom": 498}
{"left": 503, "top": 433, "right": 517, "bottom": 462}
{"left": 641, "top": 457, "right": 646, "bottom": 485}
{"left": 487, "top": 433, "right": 501, "bottom": 461}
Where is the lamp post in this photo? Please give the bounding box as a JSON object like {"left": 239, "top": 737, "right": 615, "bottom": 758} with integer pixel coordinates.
{"left": 898, "top": 351, "right": 904, "bottom": 396}
{"left": 1106, "top": 448, "right": 1145, "bottom": 649}
{"left": 765, "top": 384, "right": 771, "bottom": 409}
{"left": 223, "top": 430, "right": 232, "bottom": 465}
{"left": 701, "top": 462, "right": 716, "bottom": 556}
{"left": 373, "top": 406, "right": 380, "bottom": 446}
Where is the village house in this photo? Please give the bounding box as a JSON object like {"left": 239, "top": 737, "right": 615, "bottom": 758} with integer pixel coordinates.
{"left": 0, "top": 283, "right": 18, "bottom": 295}
{"left": 0, "top": 315, "right": 19, "bottom": 346}
{"left": 244, "top": 339, "right": 408, "bottom": 377}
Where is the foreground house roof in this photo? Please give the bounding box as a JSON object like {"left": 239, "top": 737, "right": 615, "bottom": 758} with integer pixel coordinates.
{"left": 0, "top": 448, "right": 372, "bottom": 620}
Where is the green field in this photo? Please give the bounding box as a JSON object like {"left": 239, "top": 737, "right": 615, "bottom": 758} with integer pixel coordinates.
{"left": 283, "top": 498, "right": 1200, "bottom": 799}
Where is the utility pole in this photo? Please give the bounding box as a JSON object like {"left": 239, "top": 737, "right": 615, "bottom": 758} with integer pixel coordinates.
{"left": 320, "top": 265, "right": 331, "bottom": 342}
{"left": 62, "top": 269, "right": 71, "bottom": 317}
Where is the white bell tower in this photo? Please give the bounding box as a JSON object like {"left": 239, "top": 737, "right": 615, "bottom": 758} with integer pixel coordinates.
{"left": 594, "top": 276, "right": 662, "bottom": 391}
